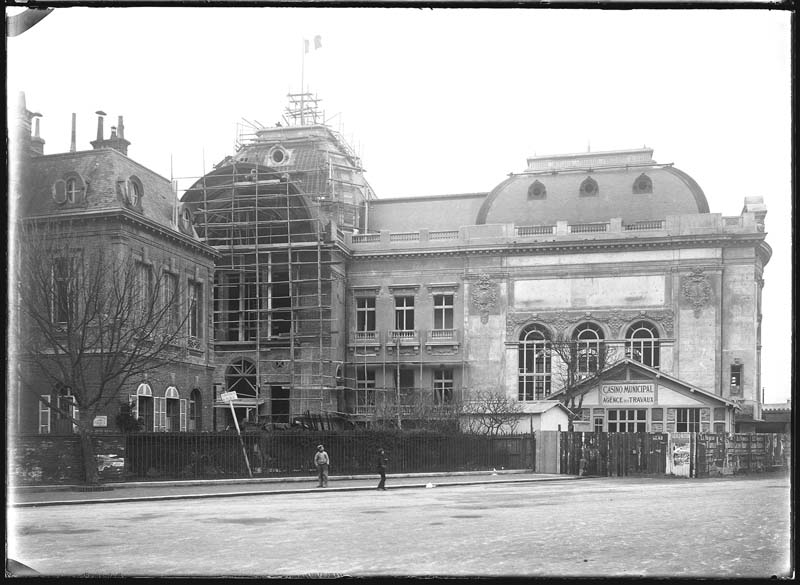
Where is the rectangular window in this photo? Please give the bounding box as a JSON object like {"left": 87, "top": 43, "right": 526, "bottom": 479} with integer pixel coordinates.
{"left": 136, "top": 261, "right": 153, "bottom": 317}
{"left": 394, "top": 296, "right": 414, "bottom": 331}
{"left": 356, "top": 297, "right": 376, "bottom": 332}
{"left": 356, "top": 368, "right": 376, "bottom": 408}
{"left": 676, "top": 408, "right": 700, "bottom": 432}
{"left": 188, "top": 280, "right": 203, "bottom": 340}
{"left": 51, "top": 257, "right": 74, "bottom": 325}
{"left": 434, "top": 369, "right": 454, "bottom": 405}
{"left": 593, "top": 415, "right": 604, "bottom": 433}
{"left": 730, "top": 364, "right": 742, "bottom": 395}
{"left": 433, "top": 294, "right": 454, "bottom": 330}
{"left": 607, "top": 409, "right": 646, "bottom": 432}
{"left": 38, "top": 395, "right": 51, "bottom": 434}
{"left": 163, "top": 272, "right": 179, "bottom": 334}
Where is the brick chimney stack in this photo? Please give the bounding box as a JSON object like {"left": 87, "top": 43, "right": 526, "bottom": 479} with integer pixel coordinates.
{"left": 70, "top": 113, "right": 76, "bottom": 152}
{"left": 90, "top": 111, "right": 130, "bottom": 155}
{"left": 30, "top": 113, "right": 45, "bottom": 155}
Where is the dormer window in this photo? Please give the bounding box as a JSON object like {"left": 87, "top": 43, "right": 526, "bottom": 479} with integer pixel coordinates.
{"left": 528, "top": 180, "right": 547, "bottom": 200}
{"left": 269, "top": 146, "right": 289, "bottom": 165}
{"left": 579, "top": 176, "right": 599, "bottom": 197}
{"left": 52, "top": 173, "right": 86, "bottom": 205}
{"left": 120, "top": 176, "right": 144, "bottom": 209}
{"left": 633, "top": 173, "right": 653, "bottom": 194}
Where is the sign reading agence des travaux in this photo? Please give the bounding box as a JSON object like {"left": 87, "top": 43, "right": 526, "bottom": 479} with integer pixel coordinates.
{"left": 600, "top": 383, "right": 655, "bottom": 406}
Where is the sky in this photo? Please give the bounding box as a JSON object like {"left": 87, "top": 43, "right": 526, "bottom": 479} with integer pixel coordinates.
{"left": 7, "top": 7, "right": 792, "bottom": 403}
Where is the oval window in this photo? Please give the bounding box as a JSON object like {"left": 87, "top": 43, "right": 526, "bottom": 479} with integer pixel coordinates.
{"left": 271, "top": 149, "right": 285, "bottom": 164}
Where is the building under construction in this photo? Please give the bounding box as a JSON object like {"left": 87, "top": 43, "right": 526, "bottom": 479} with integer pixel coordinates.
{"left": 181, "top": 93, "right": 375, "bottom": 429}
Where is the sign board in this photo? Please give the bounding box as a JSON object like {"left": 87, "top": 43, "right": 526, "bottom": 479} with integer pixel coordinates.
{"left": 220, "top": 391, "right": 238, "bottom": 403}
{"left": 600, "top": 383, "right": 655, "bottom": 406}
{"left": 93, "top": 416, "right": 108, "bottom": 428}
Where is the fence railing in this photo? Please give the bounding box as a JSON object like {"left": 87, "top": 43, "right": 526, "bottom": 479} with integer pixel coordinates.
{"left": 558, "top": 431, "right": 790, "bottom": 477}
{"left": 122, "top": 431, "right": 534, "bottom": 481}
{"left": 516, "top": 225, "right": 556, "bottom": 236}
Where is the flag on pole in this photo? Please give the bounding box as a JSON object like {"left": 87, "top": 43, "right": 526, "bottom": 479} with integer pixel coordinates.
{"left": 305, "top": 35, "right": 322, "bottom": 53}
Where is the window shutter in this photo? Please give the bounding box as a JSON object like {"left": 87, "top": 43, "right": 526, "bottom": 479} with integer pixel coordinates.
{"left": 39, "top": 395, "right": 51, "bottom": 434}
{"left": 129, "top": 394, "right": 138, "bottom": 420}
{"left": 666, "top": 408, "right": 677, "bottom": 433}
{"left": 180, "top": 399, "right": 187, "bottom": 432}
{"left": 72, "top": 403, "right": 80, "bottom": 433}
{"left": 155, "top": 397, "right": 166, "bottom": 431}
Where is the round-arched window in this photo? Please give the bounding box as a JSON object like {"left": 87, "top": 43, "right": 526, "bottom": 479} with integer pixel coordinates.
{"left": 572, "top": 322, "right": 605, "bottom": 373}
{"left": 625, "top": 320, "right": 660, "bottom": 368}
{"left": 528, "top": 180, "right": 547, "bottom": 200}
{"left": 579, "top": 177, "right": 599, "bottom": 197}
{"left": 633, "top": 173, "right": 653, "bottom": 194}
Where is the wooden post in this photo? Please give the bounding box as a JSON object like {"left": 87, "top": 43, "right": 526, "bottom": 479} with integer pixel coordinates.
{"left": 226, "top": 396, "right": 253, "bottom": 478}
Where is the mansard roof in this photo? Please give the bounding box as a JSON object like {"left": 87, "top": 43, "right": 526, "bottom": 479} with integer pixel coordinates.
{"left": 21, "top": 148, "right": 181, "bottom": 232}
{"left": 477, "top": 149, "right": 710, "bottom": 226}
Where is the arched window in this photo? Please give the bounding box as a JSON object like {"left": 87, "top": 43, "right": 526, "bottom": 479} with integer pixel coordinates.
{"left": 131, "top": 382, "right": 154, "bottom": 431}
{"left": 573, "top": 323, "right": 605, "bottom": 374}
{"left": 164, "top": 386, "right": 185, "bottom": 432}
{"left": 632, "top": 173, "right": 653, "bottom": 194}
{"left": 625, "top": 321, "right": 660, "bottom": 368}
{"left": 579, "top": 176, "right": 599, "bottom": 197}
{"left": 528, "top": 180, "right": 547, "bottom": 200}
{"left": 518, "top": 324, "right": 552, "bottom": 401}
{"left": 189, "top": 389, "right": 202, "bottom": 431}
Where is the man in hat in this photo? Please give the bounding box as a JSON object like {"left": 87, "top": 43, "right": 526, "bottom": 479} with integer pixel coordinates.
{"left": 314, "top": 444, "right": 329, "bottom": 488}
{"left": 376, "top": 448, "right": 388, "bottom": 490}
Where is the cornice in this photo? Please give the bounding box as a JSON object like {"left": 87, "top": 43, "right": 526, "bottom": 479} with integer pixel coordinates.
{"left": 345, "top": 232, "right": 769, "bottom": 261}
{"left": 22, "top": 209, "right": 220, "bottom": 260}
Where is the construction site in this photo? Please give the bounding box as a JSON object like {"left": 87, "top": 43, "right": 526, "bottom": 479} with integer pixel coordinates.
{"left": 180, "top": 92, "right": 377, "bottom": 430}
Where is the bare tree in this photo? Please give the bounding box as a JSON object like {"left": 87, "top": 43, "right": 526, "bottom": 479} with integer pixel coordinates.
{"left": 14, "top": 220, "right": 193, "bottom": 483}
{"left": 547, "top": 330, "right": 620, "bottom": 431}
{"left": 463, "top": 389, "right": 524, "bottom": 436}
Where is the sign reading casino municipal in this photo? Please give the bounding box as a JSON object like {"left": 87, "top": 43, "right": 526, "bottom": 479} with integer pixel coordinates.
{"left": 600, "top": 383, "right": 655, "bottom": 406}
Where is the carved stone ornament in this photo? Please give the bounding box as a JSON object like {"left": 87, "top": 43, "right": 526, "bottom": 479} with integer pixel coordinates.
{"left": 682, "top": 268, "right": 712, "bottom": 318}
{"left": 471, "top": 273, "right": 498, "bottom": 324}
{"left": 506, "top": 309, "right": 675, "bottom": 337}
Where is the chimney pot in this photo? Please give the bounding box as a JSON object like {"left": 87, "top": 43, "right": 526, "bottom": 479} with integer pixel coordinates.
{"left": 117, "top": 115, "right": 125, "bottom": 139}
{"left": 95, "top": 111, "right": 106, "bottom": 142}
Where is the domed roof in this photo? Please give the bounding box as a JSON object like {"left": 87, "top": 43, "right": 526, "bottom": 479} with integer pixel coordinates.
{"left": 476, "top": 148, "right": 709, "bottom": 225}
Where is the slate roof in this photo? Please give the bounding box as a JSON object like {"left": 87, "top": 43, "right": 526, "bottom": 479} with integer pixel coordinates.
{"left": 22, "top": 148, "right": 180, "bottom": 232}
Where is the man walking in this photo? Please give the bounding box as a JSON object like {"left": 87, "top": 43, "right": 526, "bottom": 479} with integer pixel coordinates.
{"left": 376, "top": 448, "right": 388, "bottom": 490}
{"left": 314, "top": 444, "right": 329, "bottom": 488}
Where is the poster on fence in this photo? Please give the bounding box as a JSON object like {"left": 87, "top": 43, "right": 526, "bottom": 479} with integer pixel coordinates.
{"left": 667, "top": 433, "right": 691, "bottom": 477}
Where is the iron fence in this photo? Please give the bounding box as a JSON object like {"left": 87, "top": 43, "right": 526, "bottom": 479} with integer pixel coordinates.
{"left": 123, "top": 431, "right": 534, "bottom": 481}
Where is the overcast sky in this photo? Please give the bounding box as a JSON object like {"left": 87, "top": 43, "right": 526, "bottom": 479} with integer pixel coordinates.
{"left": 8, "top": 7, "right": 792, "bottom": 403}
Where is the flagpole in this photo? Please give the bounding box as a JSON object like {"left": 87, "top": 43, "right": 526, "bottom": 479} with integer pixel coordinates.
{"left": 300, "top": 38, "right": 305, "bottom": 126}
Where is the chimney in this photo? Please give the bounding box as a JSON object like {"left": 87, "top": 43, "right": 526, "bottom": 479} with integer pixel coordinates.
{"left": 30, "top": 113, "right": 45, "bottom": 156}
{"left": 117, "top": 115, "right": 125, "bottom": 140}
{"left": 90, "top": 110, "right": 107, "bottom": 150}
{"left": 70, "top": 113, "right": 76, "bottom": 152}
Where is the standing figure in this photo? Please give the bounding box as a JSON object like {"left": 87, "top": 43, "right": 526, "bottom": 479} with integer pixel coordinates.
{"left": 376, "top": 448, "right": 388, "bottom": 490}
{"left": 314, "top": 444, "right": 329, "bottom": 488}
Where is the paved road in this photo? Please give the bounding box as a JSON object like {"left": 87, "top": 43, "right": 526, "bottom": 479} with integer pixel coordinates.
{"left": 7, "top": 475, "right": 791, "bottom": 578}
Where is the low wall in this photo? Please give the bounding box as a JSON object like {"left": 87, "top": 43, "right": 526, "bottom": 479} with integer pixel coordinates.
{"left": 9, "top": 435, "right": 126, "bottom": 485}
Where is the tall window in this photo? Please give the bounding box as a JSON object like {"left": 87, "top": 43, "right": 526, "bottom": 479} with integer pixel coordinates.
{"left": 51, "top": 257, "right": 73, "bottom": 325}
{"left": 625, "top": 321, "right": 660, "bottom": 368}
{"left": 730, "top": 364, "right": 742, "bottom": 395}
{"left": 518, "top": 324, "right": 551, "bottom": 401}
{"left": 573, "top": 323, "right": 604, "bottom": 374}
{"left": 164, "top": 386, "right": 186, "bottom": 432}
{"left": 394, "top": 296, "right": 415, "bottom": 331}
{"left": 188, "top": 389, "right": 202, "bottom": 431}
{"left": 163, "top": 272, "right": 179, "bottom": 334}
{"left": 356, "top": 297, "right": 376, "bottom": 332}
{"left": 356, "top": 368, "right": 376, "bottom": 408}
{"left": 434, "top": 369, "right": 454, "bottom": 404}
{"left": 136, "top": 261, "right": 153, "bottom": 316}
{"left": 188, "top": 280, "right": 202, "bottom": 340}
{"left": 607, "top": 409, "right": 646, "bottom": 432}
{"left": 433, "top": 294, "right": 454, "bottom": 330}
